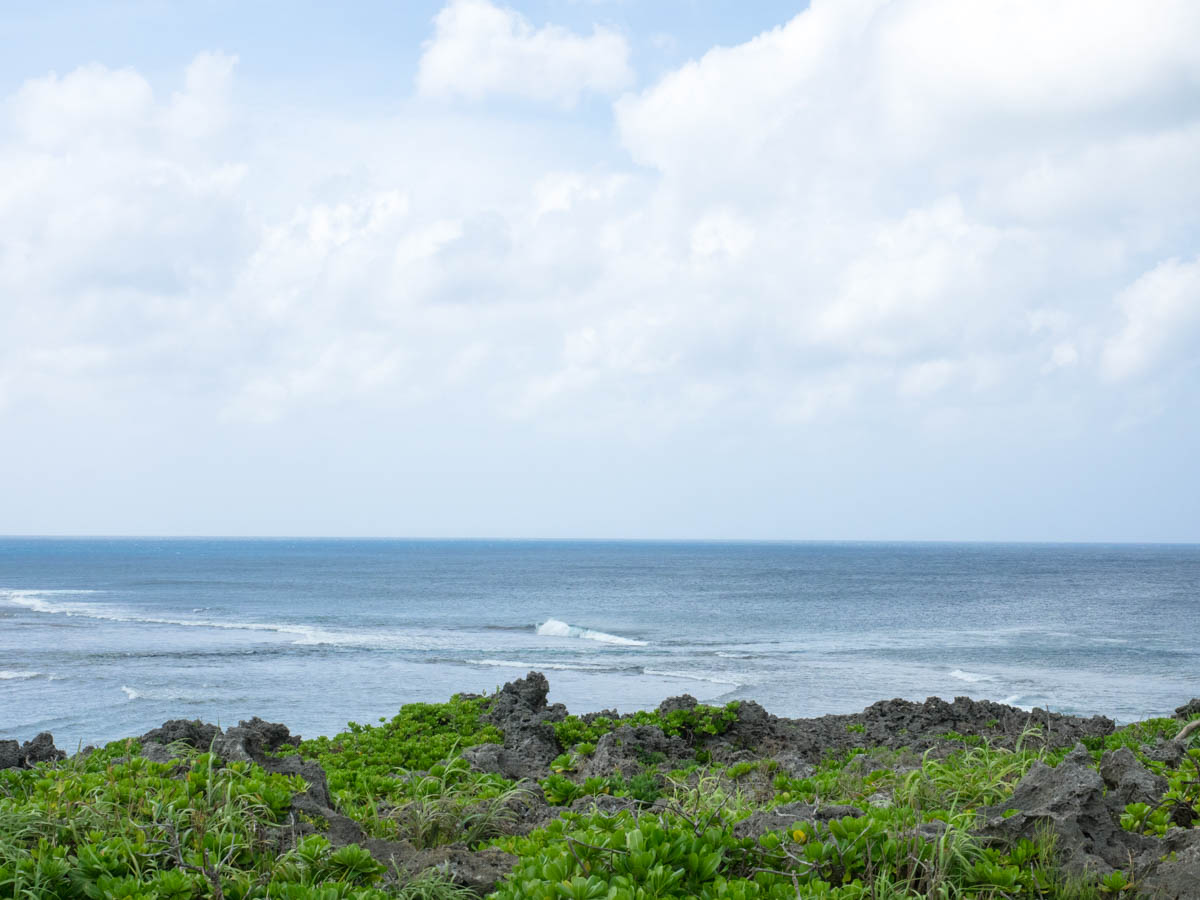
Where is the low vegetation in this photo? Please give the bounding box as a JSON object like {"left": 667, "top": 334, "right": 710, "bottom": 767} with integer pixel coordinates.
{"left": 1, "top": 688, "right": 1196, "bottom": 898}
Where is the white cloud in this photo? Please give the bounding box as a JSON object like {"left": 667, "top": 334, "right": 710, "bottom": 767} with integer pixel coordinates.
{"left": 10, "top": 63, "right": 153, "bottom": 147}
{"left": 3, "top": 0, "right": 1199, "bottom": 446}
{"left": 1102, "top": 256, "right": 1200, "bottom": 381}
{"left": 416, "top": 0, "right": 633, "bottom": 106}
{"left": 164, "top": 52, "right": 238, "bottom": 139}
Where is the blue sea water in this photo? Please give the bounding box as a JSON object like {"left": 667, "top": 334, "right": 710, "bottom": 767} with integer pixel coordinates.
{"left": 1, "top": 539, "right": 1198, "bottom": 749}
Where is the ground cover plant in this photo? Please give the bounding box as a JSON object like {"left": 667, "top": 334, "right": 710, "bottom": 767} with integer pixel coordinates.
{"left": 1, "top": 678, "right": 1197, "bottom": 898}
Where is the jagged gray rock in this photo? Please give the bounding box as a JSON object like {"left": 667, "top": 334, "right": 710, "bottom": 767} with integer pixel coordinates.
{"left": 479, "top": 672, "right": 564, "bottom": 779}
{"left": 1099, "top": 746, "right": 1168, "bottom": 808}
{"left": 581, "top": 724, "right": 692, "bottom": 779}
{"left": 978, "top": 744, "right": 1152, "bottom": 875}
{"left": 211, "top": 717, "right": 299, "bottom": 763}
{"left": 19, "top": 732, "right": 64, "bottom": 766}
{"left": 1173, "top": 698, "right": 1200, "bottom": 720}
{"left": 139, "top": 719, "right": 220, "bottom": 750}
{"left": 0, "top": 740, "right": 20, "bottom": 770}
{"left": 1137, "top": 829, "right": 1200, "bottom": 899}
{"left": 733, "top": 802, "right": 865, "bottom": 841}
{"left": 402, "top": 846, "right": 517, "bottom": 896}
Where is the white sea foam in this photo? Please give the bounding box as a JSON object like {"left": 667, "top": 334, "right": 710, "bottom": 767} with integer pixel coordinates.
{"left": 0, "top": 670, "right": 42, "bottom": 680}
{"left": 1, "top": 589, "right": 422, "bottom": 649}
{"left": 643, "top": 668, "right": 741, "bottom": 686}
{"left": 536, "top": 618, "right": 647, "bottom": 646}
{"left": 1001, "top": 694, "right": 1034, "bottom": 711}
{"left": 121, "top": 685, "right": 141, "bottom": 700}
{"left": 467, "top": 659, "right": 615, "bottom": 672}
{"left": 949, "top": 669, "right": 994, "bottom": 684}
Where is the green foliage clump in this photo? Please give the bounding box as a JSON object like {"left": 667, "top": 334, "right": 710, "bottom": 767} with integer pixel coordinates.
{"left": 293, "top": 695, "right": 502, "bottom": 777}
{"left": 1081, "top": 717, "right": 1182, "bottom": 759}
{"left": 388, "top": 757, "right": 530, "bottom": 849}
{"left": 287, "top": 695, "right": 510, "bottom": 839}
{"left": 553, "top": 702, "right": 741, "bottom": 752}
{"left": 1119, "top": 746, "right": 1200, "bottom": 838}
{"left": 0, "top": 742, "right": 393, "bottom": 899}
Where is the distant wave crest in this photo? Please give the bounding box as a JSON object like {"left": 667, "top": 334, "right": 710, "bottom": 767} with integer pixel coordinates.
{"left": 643, "top": 668, "right": 742, "bottom": 687}
{"left": 949, "top": 669, "right": 995, "bottom": 684}
{"left": 467, "top": 659, "right": 625, "bottom": 673}
{"left": 536, "top": 618, "right": 647, "bottom": 646}
{"left": 0, "top": 589, "right": 432, "bottom": 650}
{"left": 0, "top": 670, "right": 43, "bottom": 681}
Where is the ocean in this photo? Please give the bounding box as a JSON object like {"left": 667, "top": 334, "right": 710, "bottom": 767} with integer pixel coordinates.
{"left": 1, "top": 539, "right": 1197, "bottom": 750}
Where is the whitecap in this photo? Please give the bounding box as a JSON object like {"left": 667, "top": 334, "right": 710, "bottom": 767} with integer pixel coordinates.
{"left": 1001, "top": 694, "right": 1035, "bottom": 711}
{"left": 949, "top": 669, "right": 994, "bottom": 684}
{"left": 643, "top": 668, "right": 741, "bottom": 686}
{"left": 535, "top": 618, "right": 647, "bottom": 646}
{"left": 466, "top": 659, "right": 617, "bottom": 673}
{"left": 1, "top": 589, "right": 422, "bottom": 648}
{"left": 121, "top": 685, "right": 141, "bottom": 700}
{"left": 0, "top": 670, "right": 42, "bottom": 680}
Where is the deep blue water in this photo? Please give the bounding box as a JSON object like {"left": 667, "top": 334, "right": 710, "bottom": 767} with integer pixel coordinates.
{"left": 2, "top": 539, "right": 1197, "bottom": 749}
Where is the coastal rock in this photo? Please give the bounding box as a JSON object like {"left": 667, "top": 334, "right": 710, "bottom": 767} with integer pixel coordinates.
{"left": 770, "top": 750, "right": 815, "bottom": 779}
{"left": 461, "top": 742, "right": 547, "bottom": 783}
{"left": 1137, "top": 829, "right": 1200, "bottom": 899}
{"left": 978, "top": 744, "right": 1149, "bottom": 875}
{"left": 657, "top": 694, "right": 699, "bottom": 716}
{"left": 0, "top": 740, "right": 20, "bottom": 770}
{"left": 138, "top": 741, "right": 178, "bottom": 764}
{"left": 715, "top": 700, "right": 777, "bottom": 753}
{"left": 19, "top": 732, "right": 65, "bottom": 766}
{"left": 1099, "top": 747, "right": 1168, "bottom": 807}
{"left": 1144, "top": 739, "right": 1186, "bottom": 768}
{"left": 140, "top": 719, "right": 220, "bottom": 750}
{"left": 485, "top": 671, "right": 551, "bottom": 720}
{"left": 1173, "top": 698, "right": 1200, "bottom": 720}
{"left": 481, "top": 672, "right": 562, "bottom": 778}
{"left": 733, "top": 802, "right": 865, "bottom": 841}
{"left": 211, "top": 717, "right": 300, "bottom": 763}
{"left": 747, "top": 695, "right": 1117, "bottom": 765}
{"left": 262, "top": 752, "right": 333, "bottom": 809}
{"left": 402, "top": 846, "right": 517, "bottom": 897}
{"left": 292, "top": 792, "right": 366, "bottom": 846}
{"left": 581, "top": 725, "right": 691, "bottom": 778}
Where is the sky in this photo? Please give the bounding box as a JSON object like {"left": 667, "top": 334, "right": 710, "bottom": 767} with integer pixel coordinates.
{"left": 1, "top": 0, "right": 1198, "bottom": 541}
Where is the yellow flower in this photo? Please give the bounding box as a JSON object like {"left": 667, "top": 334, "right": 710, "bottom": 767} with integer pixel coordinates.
{"left": 791, "top": 827, "right": 807, "bottom": 843}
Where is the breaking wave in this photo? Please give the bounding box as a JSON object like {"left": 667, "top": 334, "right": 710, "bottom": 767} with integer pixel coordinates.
{"left": 535, "top": 618, "right": 647, "bottom": 646}
{"left": 0, "top": 589, "right": 432, "bottom": 649}
{"left": 466, "top": 659, "right": 627, "bottom": 673}
{"left": 643, "top": 668, "right": 742, "bottom": 686}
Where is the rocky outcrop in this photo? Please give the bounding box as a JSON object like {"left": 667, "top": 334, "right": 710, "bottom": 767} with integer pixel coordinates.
{"left": 978, "top": 744, "right": 1154, "bottom": 875}
{"left": 140, "top": 719, "right": 221, "bottom": 750}
{"left": 581, "top": 725, "right": 692, "bottom": 779}
{"left": 1137, "top": 829, "right": 1200, "bottom": 899}
{"left": 1173, "top": 698, "right": 1200, "bottom": 720}
{"left": 472, "top": 672, "right": 563, "bottom": 780}
{"left": 398, "top": 846, "right": 517, "bottom": 895}
{"left": 1099, "top": 746, "right": 1168, "bottom": 808}
{"left": 0, "top": 732, "right": 65, "bottom": 769}
{"left": 733, "top": 802, "right": 865, "bottom": 841}
{"left": 211, "top": 716, "right": 300, "bottom": 762}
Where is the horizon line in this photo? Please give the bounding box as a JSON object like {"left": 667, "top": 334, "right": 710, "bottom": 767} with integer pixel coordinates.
{"left": 2, "top": 534, "right": 1199, "bottom": 546}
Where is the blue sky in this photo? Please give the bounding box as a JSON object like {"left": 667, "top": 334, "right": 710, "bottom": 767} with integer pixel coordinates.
{"left": 2, "top": 0, "right": 1199, "bottom": 540}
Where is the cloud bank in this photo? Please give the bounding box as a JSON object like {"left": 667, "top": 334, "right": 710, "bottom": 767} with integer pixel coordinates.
{"left": 1, "top": 0, "right": 1198, "bottom": 537}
